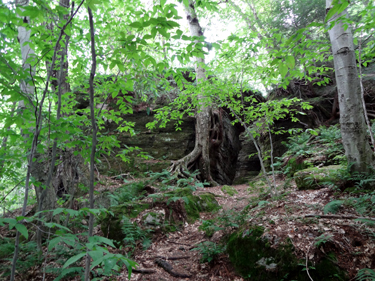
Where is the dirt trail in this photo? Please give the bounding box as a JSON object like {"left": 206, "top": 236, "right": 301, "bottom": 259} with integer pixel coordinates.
{"left": 117, "top": 184, "right": 253, "bottom": 281}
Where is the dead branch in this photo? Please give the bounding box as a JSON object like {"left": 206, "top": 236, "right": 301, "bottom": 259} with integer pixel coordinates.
{"left": 132, "top": 268, "right": 156, "bottom": 274}
{"left": 155, "top": 258, "right": 192, "bottom": 278}
{"left": 154, "top": 255, "right": 190, "bottom": 260}
{"left": 305, "top": 214, "right": 375, "bottom": 221}
{"left": 110, "top": 173, "right": 133, "bottom": 180}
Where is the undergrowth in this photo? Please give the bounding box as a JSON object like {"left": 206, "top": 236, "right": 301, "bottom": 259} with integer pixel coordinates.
{"left": 274, "top": 125, "right": 345, "bottom": 177}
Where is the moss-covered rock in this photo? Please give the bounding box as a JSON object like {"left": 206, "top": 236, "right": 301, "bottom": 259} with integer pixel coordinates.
{"left": 285, "top": 157, "right": 309, "bottom": 177}
{"left": 142, "top": 210, "right": 165, "bottom": 230}
{"left": 101, "top": 188, "right": 220, "bottom": 242}
{"left": 227, "top": 226, "right": 347, "bottom": 280}
{"left": 294, "top": 165, "right": 343, "bottom": 190}
{"left": 221, "top": 185, "right": 238, "bottom": 196}
{"left": 101, "top": 202, "right": 150, "bottom": 241}
{"left": 164, "top": 188, "right": 221, "bottom": 223}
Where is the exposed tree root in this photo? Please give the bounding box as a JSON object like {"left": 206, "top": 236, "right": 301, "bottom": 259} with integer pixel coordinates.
{"left": 169, "top": 147, "right": 219, "bottom": 186}
{"left": 132, "top": 268, "right": 156, "bottom": 274}
{"left": 155, "top": 258, "right": 192, "bottom": 278}
{"left": 169, "top": 110, "right": 227, "bottom": 187}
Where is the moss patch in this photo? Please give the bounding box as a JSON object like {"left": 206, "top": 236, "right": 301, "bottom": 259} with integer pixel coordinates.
{"left": 164, "top": 188, "right": 221, "bottom": 223}
{"left": 294, "top": 165, "right": 343, "bottom": 190}
{"left": 285, "top": 157, "right": 309, "bottom": 177}
{"left": 227, "top": 226, "right": 347, "bottom": 280}
{"left": 101, "top": 202, "right": 150, "bottom": 241}
{"left": 221, "top": 185, "right": 238, "bottom": 196}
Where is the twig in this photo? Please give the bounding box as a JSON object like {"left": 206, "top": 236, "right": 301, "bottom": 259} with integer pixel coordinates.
{"left": 305, "top": 242, "right": 314, "bottom": 281}
{"left": 0, "top": 181, "right": 23, "bottom": 203}
{"left": 155, "top": 258, "right": 192, "bottom": 278}
{"left": 154, "top": 255, "right": 190, "bottom": 260}
{"left": 358, "top": 31, "right": 375, "bottom": 151}
{"left": 305, "top": 214, "right": 375, "bottom": 221}
{"left": 132, "top": 268, "right": 156, "bottom": 274}
{"left": 110, "top": 173, "right": 131, "bottom": 179}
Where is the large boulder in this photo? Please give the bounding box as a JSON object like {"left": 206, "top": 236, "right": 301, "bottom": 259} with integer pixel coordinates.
{"left": 227, "top": 225, "right": 347, "bottom": 281}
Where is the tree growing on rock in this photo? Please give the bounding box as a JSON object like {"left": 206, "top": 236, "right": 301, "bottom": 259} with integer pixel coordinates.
{"left": 168, "top": 0, "right": 240, "bottom": 186}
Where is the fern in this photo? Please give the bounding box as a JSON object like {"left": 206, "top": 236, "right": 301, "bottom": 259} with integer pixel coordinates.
{"left": 54, "top": 267, "right": 84, "bottom": 281}
{"left": 191, "top": 241, "right": 226, "bottom": 263}
{"left": 314, "top": 233, "right": 333, "bottom": 247}
{"left": 121, "top": 216, "right": 151, "bottom": 250}
{"left": 323, "top": 200, "right": 343, "bottom": 214}
{"left": 356, "top": 268, "right": 375, "bottom": 281}
{"left": 109, "top": 182, "right": 145, "bottom": 206}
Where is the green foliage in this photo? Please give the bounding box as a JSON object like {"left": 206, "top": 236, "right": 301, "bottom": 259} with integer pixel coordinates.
{"left": 146, "top": 169, "right": 207, "bottom": 191}
{"left": 121, "top": 216, "right": 152, "bottom": 251}
{"left": 314, "top": 233, "right": 333, "bottom": 247}
{"left": 356, "top": 268, "right": 375, "bottom": 281}
{"left": 198, "top": 219, "right": 223, "bottom": 237}
{"left": 274, "top": 125, "right": 345, "bottom": 177}
{"left": 0, "top": 239, "right": 41, "bottom": 278}
{"left": 109, "top": 182, "right": 146, "bottom": 206}
{"left": 341, "top": 191, "right": 375, "bottom": 219}
{"left": 191, "top": 241, "right": 226, "bottom": 263}
{"left": 221, "top": 185, "right": 238, "bottom": 196}
{"left": 323, "top": 200, "right": 343, "bottom": 214}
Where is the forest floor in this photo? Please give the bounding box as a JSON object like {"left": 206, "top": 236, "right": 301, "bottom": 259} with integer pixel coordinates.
{"left": 108, "top": 177, "right": 375, "bottom": 281}
{"left": 2, "top": 176, "right": 375, "bottom": 280}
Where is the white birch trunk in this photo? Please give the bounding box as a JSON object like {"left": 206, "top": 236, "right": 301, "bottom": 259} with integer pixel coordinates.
{"left": 326, "top": 0, "right": 374, "bottom": 172}
{"left": 16, "top": 0, "right": 35, "bottom": 109}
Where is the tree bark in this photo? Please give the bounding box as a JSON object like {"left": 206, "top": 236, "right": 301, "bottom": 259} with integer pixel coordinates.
{"left": 169, "top": 0, "right": 242, "bottom": 185}
{"left": 169, "top": 0, "right": 241, "bottom": 185}
{"left": 170, "top": 0, "right": 216, "bottom": 184}
{"left": 84, "top": 6, "right": 98, "bottom": 281}
{"left": 326, "top": 0, "right": 374, "bottom": 172}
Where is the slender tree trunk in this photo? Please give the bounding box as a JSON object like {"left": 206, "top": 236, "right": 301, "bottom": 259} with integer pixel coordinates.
{"left": 11, "top": 2, "right": 84, "bottom": 277}
{"left": 84, "top": 6, "right": 97, "bottom": 281}
{"left": 326, "top": 0, "right": 374, "bottom": 172}
{"left": 170, "top": 0, "right": 219, "bottom": 185}
{"left": 16, "top": 0, "right": 35, "bottom": 111}
{"left": 35, "top": 0, "right": 72, "bottom": 249}
{"left": 170, "top": 0, "right": 213, "bottom": 183}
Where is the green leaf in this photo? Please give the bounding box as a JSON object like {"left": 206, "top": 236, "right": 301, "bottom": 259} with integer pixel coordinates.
{"left": 157, "top": 62, "right": 165, "bottom": 72}
{"left": 337, "top": 2, "right": 349, "bottom": 15}
{"left": 89, "top": 236, "right": 116, "bottom": 248}
{"left": 326, "top": 4, "right": 340, "bottom": 21}
{"left": 104, "top": 256, "right": 117, "bottom": 274}
{"left": 158, "top": 28, "right": 169, "bottom": 39}
{"left": 49, "top": 237, "right": 62, "bottom": 251}
{"left": 151, "top": 27, "right": 157, "bottom": 38}
{"left": 89, "top": 250, "right": 104, "bottom": 261}
{"left": 129, "top": 22, "right": 143, "bottom": 28}
{"left": 53, "top": 208, "right": 66, "bottom": 216}
{"left": 63, "top": 252, "right": 86, "bottom": 268}
{"left": 285, "top": 56, "right": 295, "bottom": 69}
{"left": 4, "top": 218, "right": 17, "bottom": 229}
{"left": 278, "top": 63, "right": 288, "bottom": 78}
{"left": 15, "top": 224, "right": 28, "bottom": 239}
